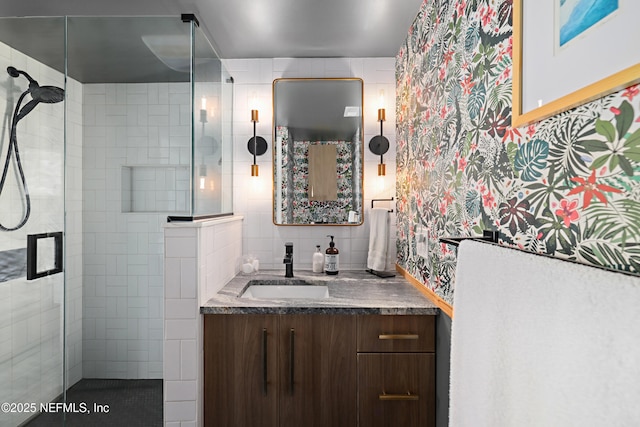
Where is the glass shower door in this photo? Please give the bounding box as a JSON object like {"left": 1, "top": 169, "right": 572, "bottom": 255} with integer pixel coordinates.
{"left": 0, "top": 17, "right": 66, "bottom": 427}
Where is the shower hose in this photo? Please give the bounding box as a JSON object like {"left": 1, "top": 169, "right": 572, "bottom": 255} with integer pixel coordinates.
{"left": 0, "top": 89, "right": 32, "bottom": 231}
{"left": 1, "top": 66, "right": 64, "bottom": 231}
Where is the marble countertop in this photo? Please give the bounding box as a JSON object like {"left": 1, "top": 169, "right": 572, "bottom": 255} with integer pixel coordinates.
{"left": 200, "top": 270, "right": 439, "bottom": 315}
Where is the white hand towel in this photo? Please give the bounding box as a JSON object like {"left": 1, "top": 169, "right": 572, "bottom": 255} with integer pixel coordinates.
{"left": 367, "top": 207, "right": 389, "bottom": 271}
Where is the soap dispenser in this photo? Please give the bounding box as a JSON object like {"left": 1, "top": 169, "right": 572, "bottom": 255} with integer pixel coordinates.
{"left": 312, "top": 245, "right": 324, "bottom": 273}
{"left": 324, "top": 235, "right": 339, "bottom": 275}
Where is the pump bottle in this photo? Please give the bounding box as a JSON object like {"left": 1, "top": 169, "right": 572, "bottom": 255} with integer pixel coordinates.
{"left": 312, "top": 245, "right": 324, "bottom": 273}
{"left": 324, "top": 235, "right": 339, "bottom": 275}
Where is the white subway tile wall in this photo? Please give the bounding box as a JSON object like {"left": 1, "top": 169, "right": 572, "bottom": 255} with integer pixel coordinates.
{"left": 163, "top": 217, "right": 243, "bottom": 426}
{"left": 226, "top": 58, "right": 397, "bottom": 272}
{"left": 83, "top": 82, "right": 190, "bottom": 379}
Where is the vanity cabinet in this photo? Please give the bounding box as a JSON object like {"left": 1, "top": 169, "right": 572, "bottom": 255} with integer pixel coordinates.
{"left": 204, "top": 314, "right": 356, "bottom": 427}
{"left": 357, "top": 315, "right": 436, "bottom": 427}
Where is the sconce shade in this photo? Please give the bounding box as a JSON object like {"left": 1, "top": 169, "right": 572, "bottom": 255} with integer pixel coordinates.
{"left": 377, "top": 163, "right": 386, "bottom": 176}
{"left": 377, "top": 108, "right": 386, "bottom": 122}
{"left": 251, "top": 164, "right": 259, "bottom": 176}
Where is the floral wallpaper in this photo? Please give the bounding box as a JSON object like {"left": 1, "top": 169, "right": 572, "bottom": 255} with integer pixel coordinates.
{"left": 395, "top": 0, "right": 640, "bottom": 306}
{"left": 275, "top": 126, "right": 361, "bottom": 224}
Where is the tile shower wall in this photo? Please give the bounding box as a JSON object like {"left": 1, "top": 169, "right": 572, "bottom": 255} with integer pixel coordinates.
{"left": 224, "top": 58, "right": 397, "bottom": 271}
{"left": 0, "top": 43, "right": 83, "bottom": 426}
{"left": 83, "top": 82, "right": 191, "bottom": 378}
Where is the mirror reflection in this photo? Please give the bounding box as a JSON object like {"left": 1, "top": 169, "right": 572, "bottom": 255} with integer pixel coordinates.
{"left": 273, "top": 78, "right": 363, "bottom": 225}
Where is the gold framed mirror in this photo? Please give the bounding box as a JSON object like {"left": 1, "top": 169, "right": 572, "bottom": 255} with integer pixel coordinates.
{"left": 272, "top": 78, "right": 364, "bottom": 225}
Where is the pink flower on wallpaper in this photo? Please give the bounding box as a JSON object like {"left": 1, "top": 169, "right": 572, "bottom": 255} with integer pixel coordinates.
{"left": 526, "top": 124, "right": 536, "bottom": 138}
{"left": 555, "top": 198, "right": 580, "bottom": 228}
{"left": 482, "top": 191, "right": 495, "bottom": 207}
{"left": 438, "top": 66, "right": 446, "bottom": 81}
{"left": 456, "top": 0, "right": 467, "bottom": 17}
{"left": 567, "top": 170, "right": 623, "bottom": 209}
{"left": 443, "top": 50, "right": 455, "bottom": 67}
{"left": 502, "top": 125, "right": 522, "bottom": 143}
{"left": 458, "top": 157, "right": 468, "bottom": 171}
{"left": 622, "top": 85, "right": 639, "bottom": 101}
{"left": 610, "top": 106, "right": 621, "bottom": 115}
{"left": 505, "top": 37, "right": 513, "bottom": 58}
{"left": 480, "top": 5, "right": 496, "bottom": 27}
{"left": 443, "top": 189, "right": 455, "bottom": 206}
{"left": 460, "top": 74, "right": 475, "bottom": 95}
{"left": 439, "top": 201, "right": 447, "bottom": 215}
{"left": 440, "top": 105, "right": 448, "bottom": 119}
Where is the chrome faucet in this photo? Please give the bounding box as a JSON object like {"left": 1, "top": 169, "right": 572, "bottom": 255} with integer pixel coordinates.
{"left": 283, "top": 242, "right": 294, "bottom": 278}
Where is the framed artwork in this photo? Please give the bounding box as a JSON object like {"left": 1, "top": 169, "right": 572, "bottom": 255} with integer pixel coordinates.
{"left": 512, "top": 0, "right": 640, "bottom": 127}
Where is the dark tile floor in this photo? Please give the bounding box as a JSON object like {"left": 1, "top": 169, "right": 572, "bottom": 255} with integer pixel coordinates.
{"left": 24, "top": 379, "right": 162, "bottom": 427}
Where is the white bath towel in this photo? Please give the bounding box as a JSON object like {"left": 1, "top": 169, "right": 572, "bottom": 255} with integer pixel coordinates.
{"left": 449, "top": 240, "right": 640, "bottom": 427}
{"left": 367, "top": 207, "right": 389, "bottom": 271}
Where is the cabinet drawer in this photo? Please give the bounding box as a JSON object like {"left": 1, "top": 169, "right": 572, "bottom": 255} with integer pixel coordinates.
{"left": 357, "top": 315, "right": 435, "bottom": 352}
{"left": 357, "top": 353, "right": 435, "bottom": 427}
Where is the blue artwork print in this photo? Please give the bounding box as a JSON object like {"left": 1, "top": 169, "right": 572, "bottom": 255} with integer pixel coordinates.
{"left": 559, "top": 0, "right": 618, "bottom": 46}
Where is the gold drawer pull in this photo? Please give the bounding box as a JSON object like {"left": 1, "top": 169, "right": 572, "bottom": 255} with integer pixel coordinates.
{"left": 379, "top": 392, "right": 419, "bottom": 401}
{"left": 378, "top": 334, "right": 419, "bottom": 340}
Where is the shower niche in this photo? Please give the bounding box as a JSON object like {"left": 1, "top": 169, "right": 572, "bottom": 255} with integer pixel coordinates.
{"left": 121, "top": 165, "right": 190, "bottom": 213}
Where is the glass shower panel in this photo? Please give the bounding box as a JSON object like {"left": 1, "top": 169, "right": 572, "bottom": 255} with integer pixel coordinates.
{"left": 67, "top": 16, "right": 192, "bottom": 383}
{"left": 220, "top": 66, "right": 234, "bottom": 214}
{"left": 192, "top": 23, "right": 233, "bottom": 218}
{"left": 0, "top": 17, "right": 66, "bottom": 427}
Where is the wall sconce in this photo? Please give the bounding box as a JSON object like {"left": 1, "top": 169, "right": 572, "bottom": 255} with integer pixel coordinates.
{"left": 369, "top": 107, "right": 389, "bottom": 176}
{"left": 247, "top": 109, "right": 267, "bottom": 176}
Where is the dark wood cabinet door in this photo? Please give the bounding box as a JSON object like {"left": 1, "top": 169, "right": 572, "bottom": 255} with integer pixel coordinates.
{"left": 204, "top": 314, "right": 278, "bottom": 427}
{"left": 278, "top": 315, "right": 357, "bottom": 427}
{"left": 358, "top": 353, "right": 435, "bottom": 427}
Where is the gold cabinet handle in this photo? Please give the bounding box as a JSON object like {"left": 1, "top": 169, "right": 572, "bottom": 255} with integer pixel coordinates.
{"left": 378, "top": 334, "right": 419, "bottom": 340}
{"left": 379, "top": 392, "right": 419, "bottom": 401}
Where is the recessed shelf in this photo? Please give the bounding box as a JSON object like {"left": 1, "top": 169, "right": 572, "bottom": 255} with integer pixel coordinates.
{"left": 121, "top": 165, "right": 190, "bottom": 213}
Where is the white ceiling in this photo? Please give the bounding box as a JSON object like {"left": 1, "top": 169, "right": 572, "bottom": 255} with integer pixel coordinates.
{"left": 1, "top": 0, "right": 423, "bottom": 58}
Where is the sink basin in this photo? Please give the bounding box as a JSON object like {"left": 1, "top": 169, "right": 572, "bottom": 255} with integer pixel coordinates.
{"left": 241, "top": 280, "right": 329, "bottom": 299}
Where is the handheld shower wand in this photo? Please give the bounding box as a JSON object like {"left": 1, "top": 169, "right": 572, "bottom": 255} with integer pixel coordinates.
{"left": 0, "top": 66, "right": 65, "bottom": 231}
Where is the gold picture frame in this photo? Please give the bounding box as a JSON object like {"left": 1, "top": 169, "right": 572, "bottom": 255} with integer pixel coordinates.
{"left": 512, "top": 0, "right": 640, "bottom": 128}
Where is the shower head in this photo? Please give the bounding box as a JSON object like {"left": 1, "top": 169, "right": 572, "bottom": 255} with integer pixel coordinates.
{"left": 6, "top": 66, "right": 37, "bottom": 85}
{"left": 7, "top": 65, "right": 65, "bottom": 121}
{"left": 30, "top": 86, "right": 65, "bottom": 104}
{"left": 7, "top": 66, "right": 20, "bottom": 78}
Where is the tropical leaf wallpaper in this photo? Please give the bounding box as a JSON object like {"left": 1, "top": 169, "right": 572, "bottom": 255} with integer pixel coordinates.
{"left": 395, "top": 0, "right": 640, "bottom": 306}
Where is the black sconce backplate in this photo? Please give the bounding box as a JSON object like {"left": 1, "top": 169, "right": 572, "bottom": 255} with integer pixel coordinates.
{"left": 369, "top": 135, "right": 389, "bottom": 156}
{"left": 247, "top": 136, "right": 268, "bottom": 156}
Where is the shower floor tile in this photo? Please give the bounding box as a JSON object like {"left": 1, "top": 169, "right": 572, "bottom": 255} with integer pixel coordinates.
{"left": 24, "top": 378, "right": 162, "bottom": 427}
